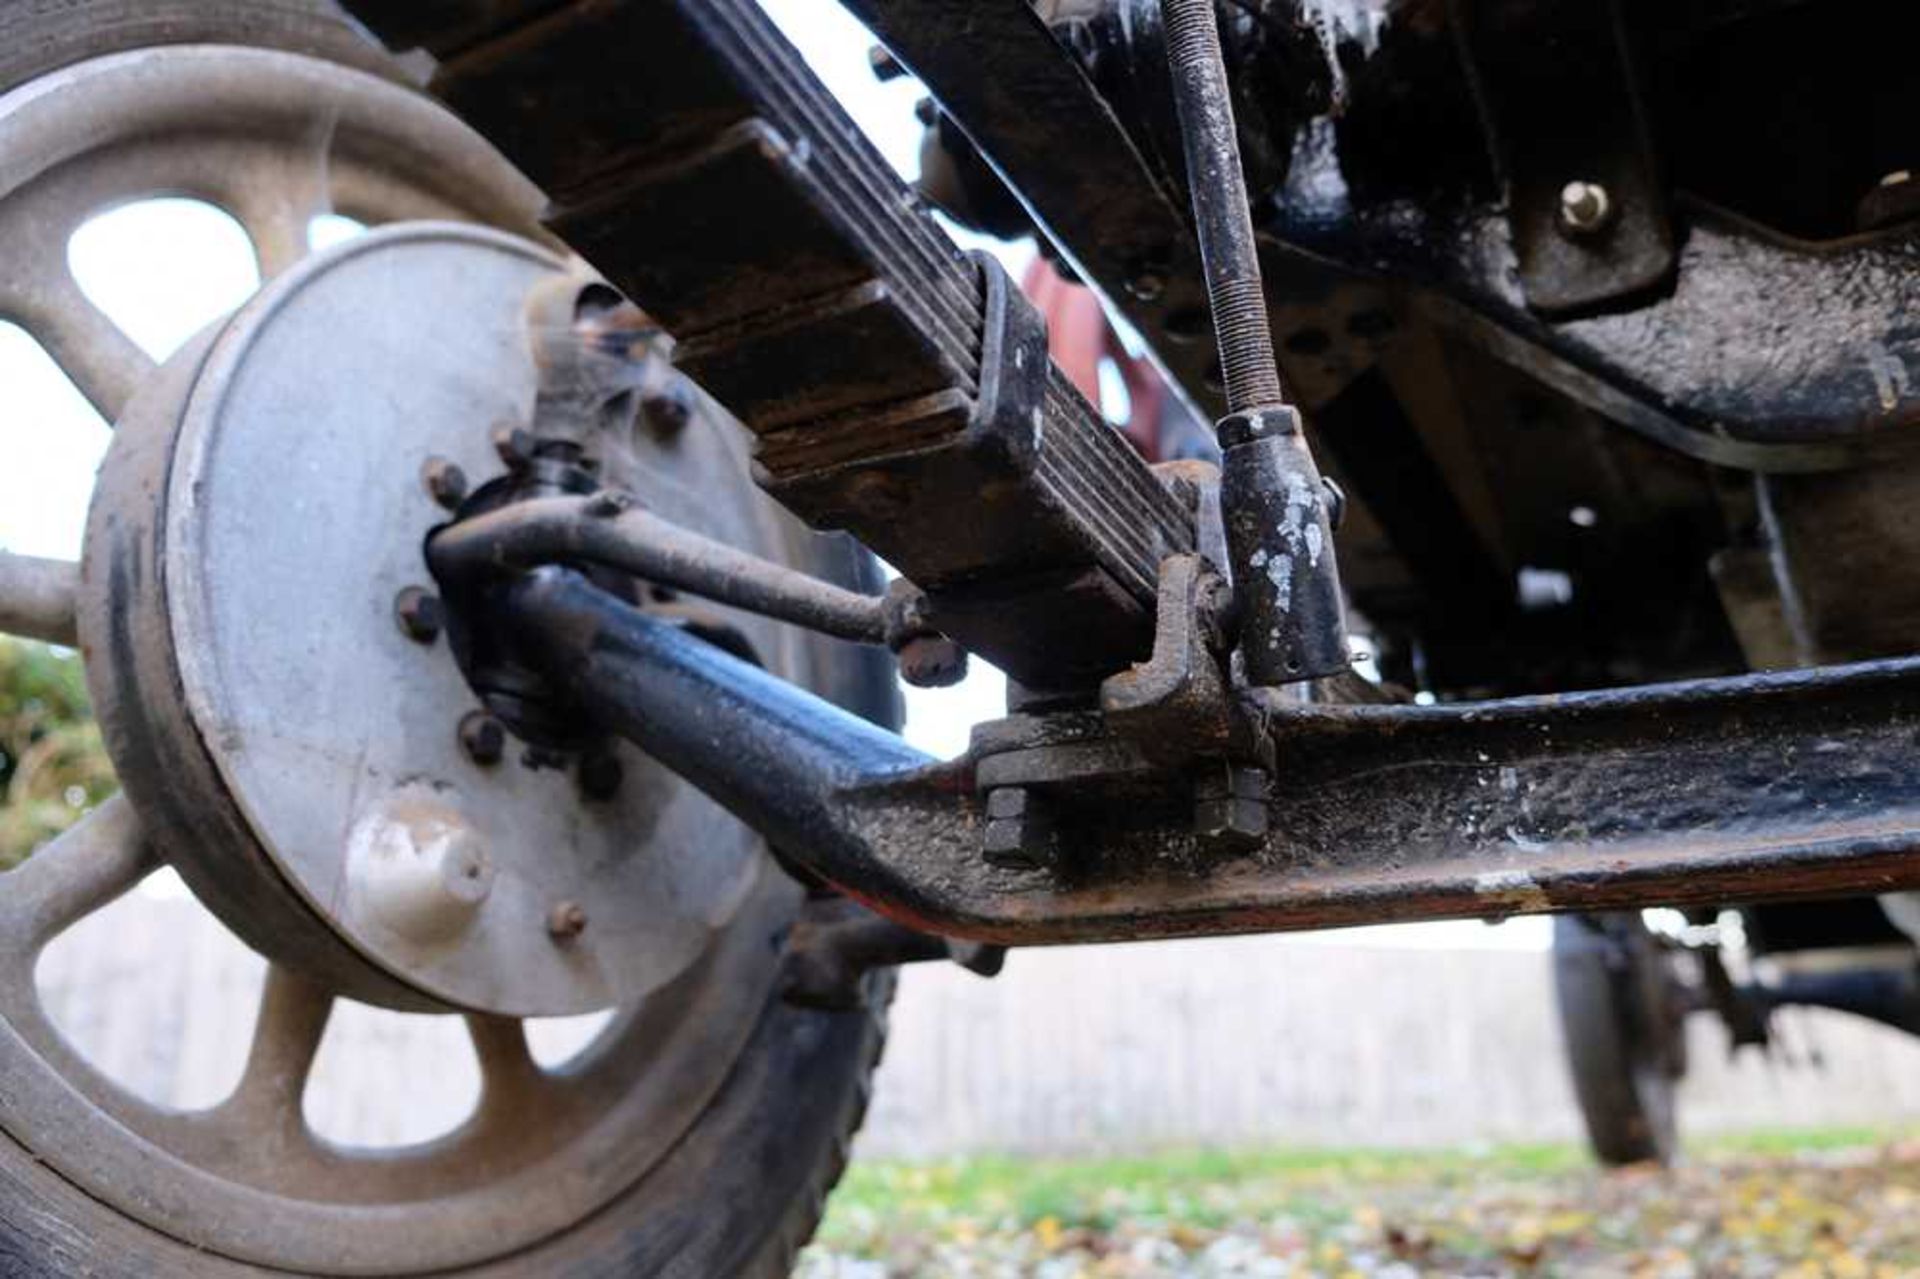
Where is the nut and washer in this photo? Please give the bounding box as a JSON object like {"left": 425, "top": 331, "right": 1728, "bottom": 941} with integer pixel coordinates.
{"left": 1557, "top": 180, "right": 1615, "bottom": 237}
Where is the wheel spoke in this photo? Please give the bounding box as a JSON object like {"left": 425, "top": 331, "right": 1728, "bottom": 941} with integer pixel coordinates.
{"left": 466, "top": 1014, "right": 542, "bottom": 1105}
{"left": 0, "top": 551, "right": 79, "bottom": 646}
{"left": 12, "top": 269, "right": 153, "bottom": 422}
{"left": 240, "top": 199, "right": 315, "bottom": 280}
{"left": 0, "top": 796, "right": 154, "bottom": 957}
{"left": 222, "top": 112, "right": 340, "bottom": 280}
{"left": 224, "top": 966, "right": 333, "bottom": 1120}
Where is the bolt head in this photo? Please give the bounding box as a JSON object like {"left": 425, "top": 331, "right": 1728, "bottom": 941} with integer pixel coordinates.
{"left": 1126, "top": 271, "right": 1167, "bottom": 302}
{"left": 584, "top": 489, "right": 634, "bottom": 518}
{"left": 983, "top": 820, "right": 1048, "bottom": 869}
{"left": 641, "top": 388, "right": 693, "bottom": 436}
{"left": 1194, "top": 766, "right": 1270, "bottom": 851}
{"left": 421, "top": 457, "right": 469, "bottom": 510}
{"left": 982, "top": 787, "right": 1054, "bottom": 869}
{"left": 985, "top": 787, "right": 1033, "bottom": 820}
{"left": 579, "top": 749, "right": 624, "bottom": 801}
{"left": 492, "top": 424, "right": 535, "bottom": 470}
{"left": 547, "top": 900, "right": 588, "bottom": 941}
{"left": 458, "top": 711, "right": 506, "bottom": 766}
{"left": 394, "top": 587, "right": 444, "bottom": 644}
{"left": 868, "top": 44, "right": 907, "bottom": 82}
{"left": 1557, "top": 180, "right": 1615, "bottom": 237}
{"left": 897, "top": 635, "right": 968, "bottom": 688}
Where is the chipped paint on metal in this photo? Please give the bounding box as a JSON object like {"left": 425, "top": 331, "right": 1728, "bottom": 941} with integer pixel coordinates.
{"left": 1473, "top": 868, "right": 1551, "bottom": 912}
{"left": 1868, "top": 343, "right": 1911, "bottom": 414}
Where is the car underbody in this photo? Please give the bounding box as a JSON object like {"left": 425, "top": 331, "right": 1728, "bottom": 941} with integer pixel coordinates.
{"left": 0, "top": 0, "right": 1915, "bottom": 1268}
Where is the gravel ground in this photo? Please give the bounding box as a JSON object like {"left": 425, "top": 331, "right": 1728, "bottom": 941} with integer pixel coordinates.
{"left": 797, "top": 1133, "right": 1920, "bottom": 1277}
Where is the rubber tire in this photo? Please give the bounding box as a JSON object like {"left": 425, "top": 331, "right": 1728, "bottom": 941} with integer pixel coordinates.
{"left": 1552, "top": 913, "right": 1683, "bottom": 1167}
{"left": 0, "top": 1, "right": 411, "bottom": 88}
{"left": 0, "top": 6, "right": 902, "bottom": 1274}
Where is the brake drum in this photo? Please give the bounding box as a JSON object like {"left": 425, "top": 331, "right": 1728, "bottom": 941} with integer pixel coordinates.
{"left": 82, "top": 222, "right": 796, "bottom": 1015}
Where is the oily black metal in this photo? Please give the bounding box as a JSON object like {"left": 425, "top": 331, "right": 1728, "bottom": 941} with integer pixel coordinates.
{"left": 782, "top": 895, "right": 1006, "bottom": 1011}
{"left": 1158, "top": 0, "right": 1283, "bottom": 415}
{"left": 429, "top": 493, "right": 895, "bottom": 646}
{"left": 808, "top": 0, "right": 1917, "bottom": 698}
{"left": 428, "top": 490, "right": 975, "bottom": 691}
{"left": 886, "top": 0, "right": 1917, "bottom": 463}
{"left": 1154, "top": 0, "right": 1348, "bottom": 686}
{"left": 502, "top": 567, "right": 1920, "bottom": 947}
{"left": 342, "top": 0, "right": 1194, "bottom": 695}
{"left": 1454, "top": 0, "right": 1675, "bottom": 314}
{"left": 1747, "top": 967, "right": 1920, "bottom": 1039}
{"left": 1237, "top": 3, "right": 1918, "bottom": 461}
{"left": 1216, "top": 408, "right": 1350, "bottom": 683}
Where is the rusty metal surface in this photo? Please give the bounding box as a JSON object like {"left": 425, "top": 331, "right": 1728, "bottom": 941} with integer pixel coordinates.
{"left": 1098, "top": 554, "right": 1235, "bottom": 766}
{"left": 505, "top": 566, "right": 1920, "bottom": 947}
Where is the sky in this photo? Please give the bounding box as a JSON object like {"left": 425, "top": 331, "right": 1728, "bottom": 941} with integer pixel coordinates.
{"left": 0, "top": 2, "right": 1547, "bottom": 949}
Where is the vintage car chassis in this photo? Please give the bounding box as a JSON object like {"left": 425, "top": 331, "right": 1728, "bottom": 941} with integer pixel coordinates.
{"left": 416, "top": 496, "right": 1920, "bottom": 950}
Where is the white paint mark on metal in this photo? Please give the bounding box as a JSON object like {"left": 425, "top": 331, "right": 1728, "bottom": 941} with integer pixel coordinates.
{"left": 1867, "top": 344, "right": 1911, "bottom": 414}
{"left": 1266, "top": 550, "right": 1294, "bottom": 607}
{"left": 1300, "top": 0, "right": 1392, "bottom": 110}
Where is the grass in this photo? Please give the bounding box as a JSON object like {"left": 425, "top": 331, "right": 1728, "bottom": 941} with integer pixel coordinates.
{"left": 815, "top": 1126, "right": 1920, "bottom": 1248}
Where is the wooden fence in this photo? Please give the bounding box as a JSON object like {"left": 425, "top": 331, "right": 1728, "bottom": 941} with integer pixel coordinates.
{"left": 31, "top": 879, "right": 1920, "bottom": 1156}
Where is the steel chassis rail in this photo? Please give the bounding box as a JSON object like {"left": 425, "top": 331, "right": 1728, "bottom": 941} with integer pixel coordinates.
{"left": 505, "top": 568, "right": 1920, "bottom": 946}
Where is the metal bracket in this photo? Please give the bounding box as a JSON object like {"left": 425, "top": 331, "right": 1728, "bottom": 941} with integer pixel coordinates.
{"left": 1100, "top": 553, "right": 1238, "bottom": 767}
{"left": 1456, "top": 0, "right": 1676, "bottom": 314}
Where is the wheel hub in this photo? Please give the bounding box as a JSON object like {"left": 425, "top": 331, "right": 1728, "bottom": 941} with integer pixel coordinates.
{"left": 81, "top": 222, "right": 786, "bottom": 1016}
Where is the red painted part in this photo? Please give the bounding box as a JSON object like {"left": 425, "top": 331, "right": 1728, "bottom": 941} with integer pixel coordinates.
{"left": 1021, "top": 256, "right": 1168, "bottom": 462}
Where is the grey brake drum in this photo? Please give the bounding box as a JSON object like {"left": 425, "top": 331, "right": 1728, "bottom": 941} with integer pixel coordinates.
{"left": 81, "top": 222, "right": 800, "bottom": 1016}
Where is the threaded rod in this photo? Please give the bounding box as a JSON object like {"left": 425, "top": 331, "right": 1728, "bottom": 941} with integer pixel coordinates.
{"left": 1158, "top": 0, "right": 1286, "bottom": 417}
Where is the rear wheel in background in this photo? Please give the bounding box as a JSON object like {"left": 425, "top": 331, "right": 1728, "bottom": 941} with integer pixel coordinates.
{"left": 1552, "top": 913, "right": 1687, "bottom": 1166}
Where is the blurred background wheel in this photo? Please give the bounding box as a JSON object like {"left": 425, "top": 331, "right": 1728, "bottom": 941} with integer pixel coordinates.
{"left": 1552, "top": 912, "right": 1688, "bottom": 1166}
